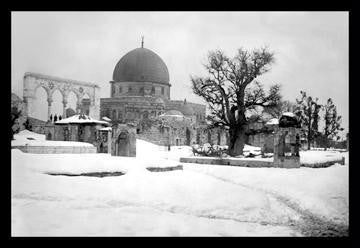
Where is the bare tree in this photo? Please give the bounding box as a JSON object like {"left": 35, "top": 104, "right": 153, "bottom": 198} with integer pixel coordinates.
{"left": 191, "top": 47, "right": 281, "bottom": 156}
{"left": 294, "top": 91, "right": 322, "bottom": 150}
{"left": 323, "top": 98, "right": 344, "bottom": 150}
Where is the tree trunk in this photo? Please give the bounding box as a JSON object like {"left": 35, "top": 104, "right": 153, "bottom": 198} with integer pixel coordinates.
{"left": 324, "top": 137, "right": 329, "bottom": 151}
{"left": 307, "top": 116, "right": 311, "bottom": 151}
{"left": 228, "top": 127, "right": 247, "bottom": 157}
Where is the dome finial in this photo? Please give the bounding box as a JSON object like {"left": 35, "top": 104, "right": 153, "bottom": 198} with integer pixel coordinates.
{"left": 141, "top": 36, "right": 144, "bottom": 48}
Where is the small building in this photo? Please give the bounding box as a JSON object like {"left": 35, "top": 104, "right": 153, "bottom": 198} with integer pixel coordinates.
{"left": 51, "top": 114, "right": 111, "bottom": 153}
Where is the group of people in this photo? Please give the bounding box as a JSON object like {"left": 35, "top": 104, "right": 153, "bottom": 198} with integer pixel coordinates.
{"left": 49, "top": 114, "right": 63, "bottom": 123}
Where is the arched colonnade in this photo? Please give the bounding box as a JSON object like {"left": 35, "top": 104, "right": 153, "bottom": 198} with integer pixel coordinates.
{"left": 23, "top": 72, "right": 100, "bottom": 120}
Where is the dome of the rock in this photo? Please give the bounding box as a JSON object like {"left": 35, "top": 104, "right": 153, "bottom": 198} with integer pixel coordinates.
{"left": 113, "top": 47, "right": 170, "bottom": 85}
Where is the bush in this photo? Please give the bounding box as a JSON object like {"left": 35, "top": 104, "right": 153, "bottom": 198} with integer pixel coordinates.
{"left": 11, "top": 106, "right": 22, "bottom": 140}
{"left": 192, "top": 143, "right": 228, "bottom": 157}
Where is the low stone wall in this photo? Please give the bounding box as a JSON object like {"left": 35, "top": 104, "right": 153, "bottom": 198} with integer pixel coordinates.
{"left": 180, "top": 156, "right": 346, "bottom": 168}
{"left": 179, "top": 157, "right": 273, "bottom": 167}
{"left": 301, "top": 157, "right": 345, "bottom": 168}
{"left": 12, "top": 145, "right": 97, "bottom": 154}
{"left": 146, "top": 165, "right": 183, "bottom": 172}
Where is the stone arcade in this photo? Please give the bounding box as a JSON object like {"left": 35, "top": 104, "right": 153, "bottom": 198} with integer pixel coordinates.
{"left": 23, "top": 72, "right": 101, "bottom": 120}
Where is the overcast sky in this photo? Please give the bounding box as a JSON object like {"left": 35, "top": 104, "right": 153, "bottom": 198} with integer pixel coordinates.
{"left": 11, "top": 11, "right": 348, "bottom": 136}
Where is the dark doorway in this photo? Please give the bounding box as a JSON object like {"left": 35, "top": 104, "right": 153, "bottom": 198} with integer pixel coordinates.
{"left": 47, "top": 132, "right": 52, "bottom": 140}
{"left": 185, "top": 128, "right": 191, "bottom": 146}
{"left": 207, "top": 131, "right": 212, "bottom": 144}
{"left": 217, "top": 130, "right": 221, "bottom": 145}
{"left": 117, "top": 131, "right": 130, "bottom": 156}
{"left": 78, "top": 125, "right": 85, "bottom": 142}
{"left": 196, "top": 131, "right": 201, "bottom": 145}
{"left": 64, "top": 128, "right": 69, "bottom": 141}
{"left": 99, "top": 142, "right": 106, "bottom": 153}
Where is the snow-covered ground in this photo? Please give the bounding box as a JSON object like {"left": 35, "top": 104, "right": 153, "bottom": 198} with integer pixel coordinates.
{"left": 11, "top": 139, "right": 348, "bottom": 236}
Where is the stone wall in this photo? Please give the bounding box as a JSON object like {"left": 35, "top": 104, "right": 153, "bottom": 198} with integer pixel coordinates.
{"left": 180, "top": 156, "right": 345, "bottom": 169}
{"left": 137, "top": 121, "right": 228, "bottom": 147}
{"left": 137, "top": 125, "right": 171, "bottom": 146}
{"left": 100, "top": 97, "right": 166, "bottom": 122}
{"left": 180, "top": 157, "right": 273, "bottom": 167}
{"left": 110, "top": 81, "right": 170, "bottom": 100}
{"left": 247, "top": 133, "right": 276, "bottom": 153}
{"left": 12, "top": 145, "right": 97, "bottom": 154}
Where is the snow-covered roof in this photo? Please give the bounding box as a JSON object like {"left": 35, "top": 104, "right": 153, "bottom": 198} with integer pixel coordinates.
{"left": 266, "top": 118, "right": 279, "bottom": 125}
{"left": 99, "top": 127, "right": 112, "bottom": 131}
{"left": 282, "top": 112, "right": 296, "bottom": 118}
{"left": 159, "top": 114, "right": 185, "bottom": 118}
{"left": 55, "top": 114, "right": 110, "bottom": 126}
{"left": 102, "top": 117, "right": 111, "bottom": 122}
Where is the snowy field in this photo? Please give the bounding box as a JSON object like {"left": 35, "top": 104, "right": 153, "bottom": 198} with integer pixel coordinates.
{"left": 11, "top": 139, "right": 348, "bottom": 236}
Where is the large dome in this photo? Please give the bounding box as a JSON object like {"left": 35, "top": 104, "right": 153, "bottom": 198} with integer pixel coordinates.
{"left": 113, "top": 47, "right": 170, "bottom": 85}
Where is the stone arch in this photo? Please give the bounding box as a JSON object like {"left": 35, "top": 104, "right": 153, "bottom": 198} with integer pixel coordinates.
{"left": 80, "top": 92, "right": 91, "bottom": 115}
{"left": 23, "top": 72, "right": 100, "bottom": 121}
{"left": 34, "top": 84, "right": 51, "bottom": 100}
{"left": 32, "top": 85, "right": 50, "bottom": 121}
{"left": 49, "top": 88, "right": 64, "bottom": 119}
{"left": 64, "top": 91, "right": 78, "bottom": 117}
{"left": 116, "top": 131, "right": 130, "bottom": 156}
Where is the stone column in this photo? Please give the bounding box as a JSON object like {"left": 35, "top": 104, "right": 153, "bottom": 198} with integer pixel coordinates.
{"left": 47, "top": 98, "right": 53, "bottom": 121}
{"left": 107, "top": 130, "right": 112, "bottom": 154}
{"left": 62, "top": 100, "right": 68, "bottom": 118}
{"left": 23, "top": 96, "right": 34, "bottom": 118}
{"left": 76, "top": 99, "right": 82, "bottom": 114}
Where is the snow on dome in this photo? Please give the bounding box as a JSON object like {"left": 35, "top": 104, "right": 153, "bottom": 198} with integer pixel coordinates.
{"left": 55, "top": 114, "right": 110, "bottom": 126}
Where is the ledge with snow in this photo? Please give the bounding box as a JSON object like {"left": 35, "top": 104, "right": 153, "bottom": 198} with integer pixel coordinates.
{"left": 180, "top": 144, "right": 345, "bottom": 168}
{"left": 12, "top": 130, "right": 97, "bottom": 154}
